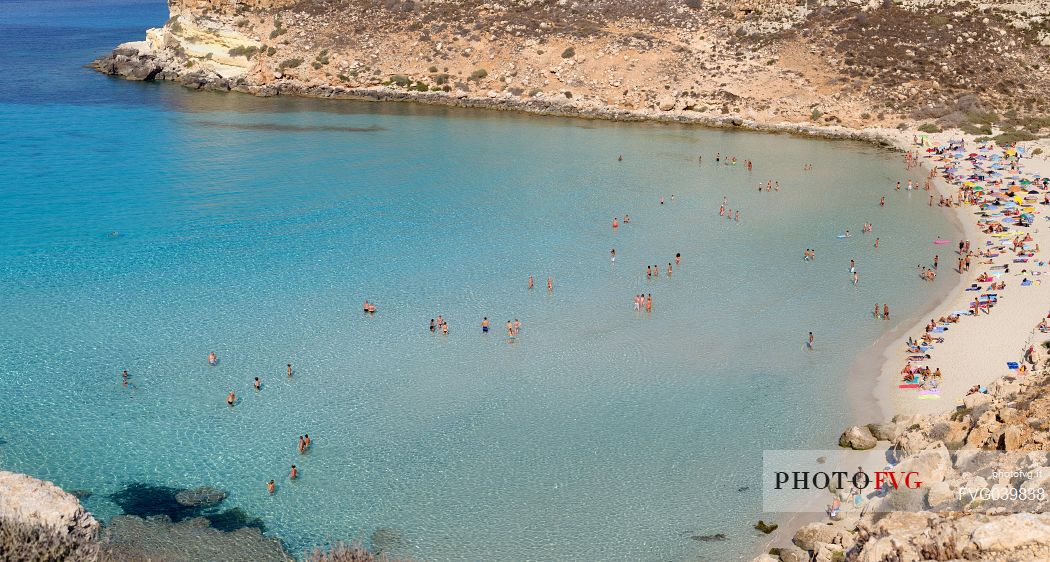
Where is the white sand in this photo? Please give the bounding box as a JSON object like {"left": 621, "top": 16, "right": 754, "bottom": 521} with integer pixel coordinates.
{"left": 874, "top": 135, "right": 1050, "bottom": 419}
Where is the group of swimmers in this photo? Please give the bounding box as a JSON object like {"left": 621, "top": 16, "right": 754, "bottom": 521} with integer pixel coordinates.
{"left": 757, "top": 180, "right": 780, "bottom": 192}
{"left": 633, "top": 294, "right": 653, "bottom": 312}
{"left": 430, "top": 315, "right": 450, "bottom": 335}
{"left": 527, "top": 275, "right": 553, "bottom": 292}
{"left": 718, "top": 196, "right": 741, "bottom": 221}
{"left": 873, "top": 304, "right": 890, "bottom": 320}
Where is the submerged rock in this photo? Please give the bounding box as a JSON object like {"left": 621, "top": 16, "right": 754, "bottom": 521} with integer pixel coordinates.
{"left": 754, "top": 520, "right": 778, "bottom": 534}
{"left": 370, "top": 527, "right": 405, "bottom": 551}
{"left": 69, "top": 489, "right": 93, "bottom": 500}
{"left": 175, "top": 486, "right": 227, "bottom": 508}
{"left": 690, "top": 532, "right": 727, "bottom": 542}
{"left": 104, "top": 515, "right": 291, "bottom": 562}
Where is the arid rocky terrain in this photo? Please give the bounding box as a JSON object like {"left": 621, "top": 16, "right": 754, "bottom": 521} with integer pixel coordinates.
{"left": 94, "top": 0, "right": 1050, "bottom": 140}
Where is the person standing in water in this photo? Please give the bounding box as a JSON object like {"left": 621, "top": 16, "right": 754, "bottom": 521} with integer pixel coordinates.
{"left": 612, "top": 217, "right": 619, "bottom": 229}
{"left": 547, "top": 277, "right": 553, "bottom": 292}
{"left": 675, "top": 253, "right": 681, "bottom": 265}
{"left": 122, "top": 370, "right": 129, "bottom": 386}
{"left": 667, "top": 263, "right": 673, "bottom": 277}
{"left": 528, "top": 275, "right": 534, "bottom": 290}
{"left": 874, "top": 237, "right": 880, "bottom": 248}
{"left": 880, "top": 196, "right": 885, "bottom": 207}
{"left": 287, "top": 363, "right": 293, "bottom": 378}
{"left": 267, "top": 480, "right": 276, "bottom": 495}
{"left": 481, "top": 317, "right": 489, "bottom": 333}
{"left": 852, "top": 271, "right": 859, "bottom": 286}
{"left": 290, "top": 465, "right": 298, "bottom": 480}
{"left": 883, "top": 304, "right": 889, "bottom": 320}
{"left": 513, "top": 319, "right": 521, "bottom": 335}
{"left": 933, "top": 255, "right": 939, "bottom": 270}
{"left": 506, "top": 320, "right": 513, "bottom": 337}
{"left": 208, "top": 351, "right": 218, "bottom": 366}
{"left": 610, "top": 249, "right": 616, "bottom": 262}
{"left": 874, "top": 304, "right": 880, "bottom": 319}
{"left": 254, "top": 377, "right": 261, "bottom": 390}
{"left": 226, "top": 391, "right": 236, "bottom": 406}
{"left": 807, "top": 332, "right": 814, "bottom": 350}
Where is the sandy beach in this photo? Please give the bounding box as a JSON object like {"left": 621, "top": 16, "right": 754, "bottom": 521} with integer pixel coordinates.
{"left": 875, "top": 136, "right": 1050, "bottom": 420}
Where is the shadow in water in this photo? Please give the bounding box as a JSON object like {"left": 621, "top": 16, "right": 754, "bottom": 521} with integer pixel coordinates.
{"left": 108, "top": 482, "right": 265, "bottom": 532}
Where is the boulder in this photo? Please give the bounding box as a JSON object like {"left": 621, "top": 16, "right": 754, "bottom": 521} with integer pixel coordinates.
{"left": 839, "top": 425, "right": 877, "bottom": 450}
{"left": 657, "top": 96, "right": 675, "bottom": 111}
{"left": 754, "top": 520, "right": 778, "bottom": 534}
{"left": 91, "top": 48, "right": 163, "bottom": 81}
{"left": 792, "top": 522, "right": 851, "bottom": 552}
{"left": 175, "top": 486, "right": 227, "bottom": 507}
{"left": 963, "top": 391, "right": 991, "bottom": 410}
{"left": 776, "top": 543, "right": 808, "bottom": 562}
{"left": 896, "top": 443, "right": 951, "bottom": 486}
{"left": 971, "top": 513, "right": 1050, "bottom": 551}
{"left": 894, "top": 429, "right": 932, "bottom": 455}
{"left": 0, "top": 471, "right": 99, "bottom": 536}
{"left": 866, "top": 421, "right": 900, "bottom": 441}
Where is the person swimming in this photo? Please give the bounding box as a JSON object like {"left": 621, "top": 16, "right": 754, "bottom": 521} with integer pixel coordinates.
{"left": 208, "top": 351, "right": 218, "bottom": 366}
{"left": 226, "top": 391, "right": 236, "bottom": 406}
{"left": 267, "top": 480, "right": 276, "bottom": 495}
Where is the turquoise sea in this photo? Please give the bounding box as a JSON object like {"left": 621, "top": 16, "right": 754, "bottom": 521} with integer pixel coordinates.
{"left": 0, "top": 1, "right": 959, "bottom": 560}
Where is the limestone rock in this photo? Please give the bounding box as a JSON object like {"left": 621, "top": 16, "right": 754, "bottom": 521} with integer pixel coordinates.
{"left": 657, "top": 95, "right": 675, "bottom": 111}
{"left": 792, "top": 521, "right": 852, "bottom": 552}
{"left": 963, "top": 391, "right": 991, "bottom": 410}
{"left": 970, "top": 513, "right": 1050, "bottom": 551}
{"left": 0, "top": 471, "right": 99, "bottom": 536}
{"left": 839, "top": 425, "right": 877, "bottom": 450}
{"left": 866, "top": 421, "right": 900, "bottom": 441}
{"left": 776, "top": 543, "right": 808, "bottom": 562}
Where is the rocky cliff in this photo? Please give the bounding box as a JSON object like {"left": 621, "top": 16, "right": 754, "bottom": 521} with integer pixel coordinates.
{"left": 93, "top": 0, "right": 1050, "bottom": 134}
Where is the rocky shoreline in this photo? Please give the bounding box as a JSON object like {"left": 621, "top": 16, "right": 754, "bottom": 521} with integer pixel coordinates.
{"left": 91, "top": 44, "right": 913, "bottom": 149}
{"left": 755, "top": 360, "right": 1050, "bottom": 561}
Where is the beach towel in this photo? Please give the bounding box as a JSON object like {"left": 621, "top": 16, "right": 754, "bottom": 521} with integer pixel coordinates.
{"left": 899, "top": 383, "right": 921, "bottom": 389}
{"left": 918, "top": 395, "right": 941, "bottom": 400}
{"left": 931, "top": 327, "right": 947, "bottom": 333}
{"left": 1007, "top": 362, "right": 1020, "bottom": 369}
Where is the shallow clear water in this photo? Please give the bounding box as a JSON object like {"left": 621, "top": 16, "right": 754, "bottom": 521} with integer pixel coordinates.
{"left": 0, "top": 2, "right": 958, "bottom": 560}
